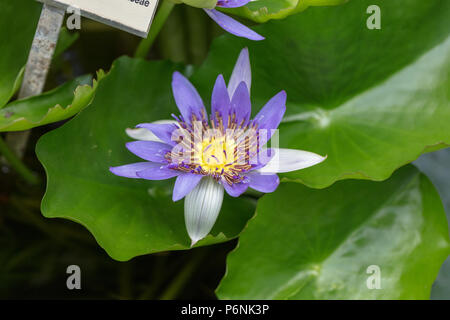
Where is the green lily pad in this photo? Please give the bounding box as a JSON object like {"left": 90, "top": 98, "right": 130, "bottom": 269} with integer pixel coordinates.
{"left": 219, "top": 0, "right": 348, "bottom": 23}
{"left": 0, "top": 73, "right": 104, "bottom": 132}
{"left": 193, "top": 0, "right": 450, "bottom": 189}
{"left": 36, "top": 57, "right": 256, "bottom": 261}
{"left": 217, "top": 166, "right": 450, "bottom": 299}
{"left": 0, "top": 0, "right": 41, "bottom": 107}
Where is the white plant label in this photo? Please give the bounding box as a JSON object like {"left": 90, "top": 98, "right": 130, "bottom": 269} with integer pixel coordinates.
{"left": 38, "top": 0, "right": 159, "bottom": 37}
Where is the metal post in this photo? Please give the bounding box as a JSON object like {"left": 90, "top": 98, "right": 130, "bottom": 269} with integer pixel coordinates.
{"left": 6, "top": 3, "right": 65, "bottom": 157}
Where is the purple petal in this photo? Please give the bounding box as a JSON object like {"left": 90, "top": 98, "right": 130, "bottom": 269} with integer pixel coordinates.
{"left": 172, "top": 72, "right": 206, "bottom": 124}
{"left": 126, "top": 141, "right": 171, "bottom": 163}
{"left": 222, "top": 180, "right": 249, "bottom": 197}
{"left": 109, "top": 162, "right": 157, "bottom": 179}
{"left": 216, "top": 0, "right": 251, "bottom": 8}
{"left": 136, "top": 123, "right": 178, "bottom": 146}
{"left": 204, "top": 9, "right": 264, "bottom": 42}
{"left": 211, "top": 74, "right": 231, "bottom": 123}
{"left": 254, "top": 91, "right": 287, "bottom": 130}
{"left": 230, "top": 81, "right": 251, "bottom": 124}
{"left": 173, "top": 174, "right": 204, "bottom": 201}
{"left": 136, "top": 165, "right": 180, "bottom": 180}
{"left": 247, "top": 172, "right": 279, "bottom": 193}
{"left": 228, "top": 48, "right": 251, "bottom": 98}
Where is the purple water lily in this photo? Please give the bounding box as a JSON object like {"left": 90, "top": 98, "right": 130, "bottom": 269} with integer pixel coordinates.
{"left": 204, "top": 0, "right": 264, "bottom": 41}
{"left": 111, "top": 48, "right": 326, "bottom": 246}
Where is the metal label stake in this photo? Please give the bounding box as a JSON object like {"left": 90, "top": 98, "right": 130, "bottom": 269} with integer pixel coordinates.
{"left": 6, "top": 4, "right": 65, "bottom": 157}
{"left": 20, "top": 4, "right": 65, "bottom": 99}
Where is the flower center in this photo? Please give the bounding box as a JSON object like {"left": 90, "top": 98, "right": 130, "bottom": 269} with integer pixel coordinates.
{"left": 166, "top": 112, "right": 260, "bottom": 185}
{"left": 201, "top": 135, "right": 233, "bottom": 170}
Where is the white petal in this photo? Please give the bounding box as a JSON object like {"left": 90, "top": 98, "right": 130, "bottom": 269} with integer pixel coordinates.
{"left": 258, "top": 148, "right": 326, "bottom": 174}
{"left": 126, "top": 128, "right": 160, "bottom": 141}
{"left": 184, "top": 177, "right": 224, "bottom": 247}
{"left": 227, "top": 48, "right": 251, "bottom": 98}
{"left": 125, "top": 119, "right": 177, "bottom": 142}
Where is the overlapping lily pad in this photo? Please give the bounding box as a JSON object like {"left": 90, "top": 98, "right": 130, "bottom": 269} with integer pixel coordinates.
{"left": 193, "top": 0, "right": 450, "bottom": 189}
{"left": 0, "top": 72, "right": 103, "bottom": 132}
{"left": 217, "top": 166, "right": 450, "bottom": 299}
{"left": 219, "top": 0, "right": 348, "bottom": 23}
{"left": 36, "top": 57, "right": 256, "bottom": 261}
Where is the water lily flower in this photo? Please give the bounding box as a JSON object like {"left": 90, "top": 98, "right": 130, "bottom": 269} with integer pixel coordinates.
{"left": 110, "top": 48, "right": 326, "bottom": 246}
{"left": 204, "top": 0, "right": 264, "bottom": 41}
